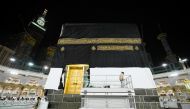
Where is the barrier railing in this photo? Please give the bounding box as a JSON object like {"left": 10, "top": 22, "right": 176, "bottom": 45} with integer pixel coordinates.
{"left": 81, "top": 96, "right": 136, "bottom": 109}
{"left": 68, "top": 75, "right": 133, "bottom": 89}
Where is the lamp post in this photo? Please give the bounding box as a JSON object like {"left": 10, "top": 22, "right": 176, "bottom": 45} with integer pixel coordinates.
{"left": 9, "top": 57, "right": 16, "bottom": 68}
{"left": 25, "top": 62, "right": 34, "bottom": 71}
{"left": 9, "top": 57, "right": 16, "bottom": 62}
{"left": 28, "top": 62, "right": 34, "bottom": 67}
{"left": 162, "top": 63, "right": 168, "bottom": 67}
{"left": 43, "top": 65, "right": 49, "bottom": 70}
{"left": 179, "top": 58, "right": 188, "bottom": 70}
{"left": 162, "top": 63, "right": 168, "bottom": 72}
{"left": 42, "top": 65, "right": 49, "bottom": 74}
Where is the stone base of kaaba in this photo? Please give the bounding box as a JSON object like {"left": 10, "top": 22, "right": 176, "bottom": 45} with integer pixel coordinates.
{"left": 134, "top": 89, "right": 160, "bottom": 109}
{"left": 46, "top": 88, "right": 161, "bottom": 109}
{"left": 47, "top": 89, "right": 81, "bottom": 109}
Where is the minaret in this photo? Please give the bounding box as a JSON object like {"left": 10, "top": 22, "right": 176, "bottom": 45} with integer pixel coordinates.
{"left": 27, "top": 9, "right": 48, "bottom": 60}
{"left": 157, "top": 33, "right": 178, "bottom": 63}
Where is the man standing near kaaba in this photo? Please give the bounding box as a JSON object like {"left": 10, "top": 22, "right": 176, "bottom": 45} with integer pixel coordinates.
{"left": 119, "top": 72, "right": 125, "bottom": 88}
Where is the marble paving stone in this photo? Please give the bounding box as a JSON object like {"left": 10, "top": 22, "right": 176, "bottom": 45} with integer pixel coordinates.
{"left": 58, "top": 103, "right": 67, "bottom": 109}
{"left": 54, "top": 95, "right": 63, "bottom": 102}
{"left": 75, "top": 96, "right": 81, "bottom": 102}
{"left": 135, "top": 89, "right": 146, "bottom": 95}
{"left": 47, "top": 95, "right": 55, "bottom": 102}
{"left": 47, "top": 90, "right": 54, "bottom": 94}
{"left": 48, "top": 102, "right": 59, "bottom": 108}
{"left": 146, "top": 89, "right": 154, "bottom": 95}
{"left": 63, "top": 97, "right": 75, "bottom": 102}
{"left": 135, "top": 96, "right": 140, "bottom": 102}
{"left": 67, "top": 103, "right": 76, "bottom": 109}
{"left": 54, "top": 90, "right": 64, "bottom": 94}
{"left": 143, "top": 96, "right": 159, "bottom": 102}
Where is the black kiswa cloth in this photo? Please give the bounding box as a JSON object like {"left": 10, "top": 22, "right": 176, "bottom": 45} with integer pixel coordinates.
{"left": 60, "top": 23, "right": 140, "bottom": 38}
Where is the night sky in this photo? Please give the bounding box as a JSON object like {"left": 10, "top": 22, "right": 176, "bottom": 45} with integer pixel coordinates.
{"left": 0, "top": 1, "right": 189, "bottom": 66}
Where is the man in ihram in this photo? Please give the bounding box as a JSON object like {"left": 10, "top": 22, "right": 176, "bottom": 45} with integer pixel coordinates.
{"left": 119, "top": 72, "right": 125, "bottom": 88}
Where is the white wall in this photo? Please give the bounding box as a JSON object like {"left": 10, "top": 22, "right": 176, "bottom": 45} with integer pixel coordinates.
{"left": 90, "top": 67, "right": 156, "bottom": 89}
{"left": 44, "top": 68, "right": 63, "bottom": 90}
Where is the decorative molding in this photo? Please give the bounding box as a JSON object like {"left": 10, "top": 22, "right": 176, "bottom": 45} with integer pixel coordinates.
{"left": 91, "top": 46, "right": 96, "bottom": 51}
{"left": 134, "top": 46, "right": 139, "bottom": 50}
{"left": 60, "top": 47, "right": 65, "bottom": 52}
{"left": 97, "top": 45, "right": 134, "bottom": 51}
{"left": 58, "top": 38, "right": 142, "bottom": 45}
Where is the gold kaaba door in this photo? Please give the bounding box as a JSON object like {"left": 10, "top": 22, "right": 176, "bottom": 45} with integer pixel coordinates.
{"left": 64, "top": 64, "right": 89, "bottom": 94}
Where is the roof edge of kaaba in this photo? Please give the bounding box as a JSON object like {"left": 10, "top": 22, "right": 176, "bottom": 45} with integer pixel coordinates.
{"left": 59, "top": 23, "right": 141, "bottom": 38}
{"left": 58, "top": 23, "right": 142, "bottom": 45}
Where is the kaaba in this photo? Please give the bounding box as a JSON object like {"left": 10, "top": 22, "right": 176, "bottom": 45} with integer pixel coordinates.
{"left": 46, "top": 23, "right": 159, "bottom": 109}
{"left": 53, "top": 23, "right": 150, "bottom": 68}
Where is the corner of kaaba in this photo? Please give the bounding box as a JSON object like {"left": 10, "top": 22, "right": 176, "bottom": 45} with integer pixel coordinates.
{"left": 53, "top": 23, "right": 151, "bottom": 68}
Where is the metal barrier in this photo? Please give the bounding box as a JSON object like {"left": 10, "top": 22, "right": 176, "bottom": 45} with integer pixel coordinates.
{"left": 79, "top": 75, "right": 137, "bottom": 109}
{"left": 65, "top": 74, "right": 133, "bottom": 90}
{"left": 84, "top": 75, "right": 133, "bottom": 89}
{"left": 81, "top": 96, "right": 136, "bottom": 109}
